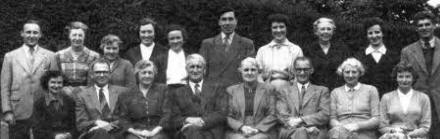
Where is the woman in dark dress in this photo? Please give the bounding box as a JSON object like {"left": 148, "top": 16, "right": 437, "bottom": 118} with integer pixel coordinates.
{"left": 32, "top": 70, "right": 77, "bottom": 139}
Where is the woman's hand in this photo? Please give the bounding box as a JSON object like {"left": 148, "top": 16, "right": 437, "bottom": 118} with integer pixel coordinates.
{"left": 342, "top": 123, "right": 359, "bottom": 132}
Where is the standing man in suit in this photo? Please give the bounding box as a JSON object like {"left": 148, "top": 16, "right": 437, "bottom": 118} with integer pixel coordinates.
{"left": 74, "top": 59, "right": 128, "bottom": 139}
{"left": 124, "top": 17, "right": 168, "bottom": 83}
{"left": 169, "top": 54, "right": 228, "bottom": 139}
{"left": 1, "top": 20, "right": 55, "bottom": 139}
{"left": 276, "top": 57, "right": 330, "bottom": 139}
{"left": 199, "top": 7, "right": 255, "bottom": 86}
{"left": 400, "top": 11, "right": 440, "bottom": 136}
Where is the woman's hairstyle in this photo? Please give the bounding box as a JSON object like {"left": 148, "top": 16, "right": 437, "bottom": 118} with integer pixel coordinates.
{"left": 134, "top": 60, "right": 158, "bottom": 83}
{"left": 391, "top": 62, "right": 419, "bottom": 82}
{"left": 336, "top": 57, "right": 365, "bottom": 76}
{"left": 166, "top": 24, "right": 188, "bottom": 41}
{"left": 40, "top": 70, "right": 66, "bottom": 91}
{"left": 65, "top": 21, "right": 88, "bottom": 33}
{"left": 268, "top": 13, "right": 290, "bottom": 26}
{"left": 238, "top": 57, "right": 261, "bottom": 72}
{"left": 362, "top": 17, "right": 384, "bottom": 33}
{"left": 100, "top": 34, "right": 122, "bottom": 50}
{"left": 313, "top": 17, "right": 335, "bottom": 32}
{"left": 186, "top": 54, "right": 206, "bottom": 67}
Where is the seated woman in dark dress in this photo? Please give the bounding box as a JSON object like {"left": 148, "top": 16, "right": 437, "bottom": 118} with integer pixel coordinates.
{"left": 32, "top": 70, "right": 77, "bottom": 139}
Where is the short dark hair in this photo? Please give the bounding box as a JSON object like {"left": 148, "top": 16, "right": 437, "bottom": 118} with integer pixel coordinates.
{"left": 217, "top": 6, "right": 235, "bottom": 18}
{"left": 362, "top": 17, "right": 384, "bottom": 33}
{"left": 65, "top": 21, "right": 88, "bottom": 34}
{"left": 138, "top": 17, "right": 160, "bottom": 40}
{"left": 391, "top": 62, "right": 419, "bottom": 83}
{"left": 40, "top": 70, "right": 66, "bottom": 91}
{"left": 166, "top": 24, "right": 188, "bottom": 41}
{"left": 413, "top": 11, "right": 436, "bottom": 24}
{"left": 268, "top": 13, "right": 290, "bottom": 26}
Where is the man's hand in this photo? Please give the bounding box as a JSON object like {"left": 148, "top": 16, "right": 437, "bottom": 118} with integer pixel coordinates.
{"left": 342, "top": 123, "right": 359, "bottom": 132}
{"left": 3, "top": 112, "right": 15, "bottom": 125}
{"left": 306, "top": 126, "right": 320, "bottom": 135}
{"left": 240, "top": 126, "right": 259, "bottom": 136}
{"left": 185, "top": 117, "right": 205, "bottom": 127}
{"left": 140, "top": 130, "right": 154, "bottom": 137}
{"left": 287, "top": 117, "right": 303, "bottom": 127}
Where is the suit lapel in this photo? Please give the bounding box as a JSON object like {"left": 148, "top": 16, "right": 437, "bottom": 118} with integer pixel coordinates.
{"left": 108, "top": 85, "right": 119, "bottom": 112}
{"left": 111, "top": 58, "right": 121, "bottom": 73}
{"left": 413, "top": 42, "right": 429, "bottom": 74}
{"left": 87, "top": 87, "right": 101, "bottom": 113}
{"left": 16, "top": 47, "right": 32, "bottom": 73}
{"left": 302, "top": 84, "right": 316, "bottom": 107}
{"left": 133, "top": 46, "right": 142, "bottom": 62}
{"left": 289, "top": 85, "right": 301, "bottom": 113}
{"left": 431, "top": 37, "right": 440, "bottom": 74}
{"left": 253, "top": 83, "right": 264, "bottom": 117}
{"left": 236, "top": 84, "right": 246, "bottom": 118}
{"left": 31, "top": 49, "right": 46, "bottom": 73}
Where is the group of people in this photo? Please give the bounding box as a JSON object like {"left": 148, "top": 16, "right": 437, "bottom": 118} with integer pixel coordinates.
{"left": 1, "top": 6, "right": 440, "bottom": 139}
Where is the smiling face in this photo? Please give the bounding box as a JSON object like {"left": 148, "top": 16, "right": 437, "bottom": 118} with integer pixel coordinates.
{"left": 186, "top": 59, "right": 205, "bottom": 83}
{"left": 315, "top": 22, "right": 334, "bottom": 42}
{"left": 367, "top": 25, "right": 384, "bottom": 47}
{"left": 240, "top": 62, "right": 259, "bottom": 83}
{"left": 416, "top": 19, "right": 435, "bottom": 40}
{"left": 92, "top": 63, "right": 110, "bottom": 87}
{"left": 69, "top": 28, "right": 85, "bottom": 49}
{"left": 137, "top": 65, "right": 155, "bottom": 86}
{"left": 294, "top": 60, "right": 313, "bottom": 84}
{"left": 397, "top": 71, "right": 413, "bottom": 90}
{"left": 271, "top": 22, "right": 287, "bottom": 43}
{"left": 218, "top": 11, "right": 237, "bottom": 35}
{"left": 48, "top": 76, "right": 63, "bottom": 94}
{"left": 103, "top": 42, "right": 120, "bottom": 61}
{"left": 139, "top": 24, "right": 155, "bottom": 46}
{"left": 21, "top": 23, "right": 42, "bottom": 47}
{"left": 168, "top": 30, "right": 184, "bottom": 52}
{"left": 343, "top": 65, "right": 360, "bottom": 86}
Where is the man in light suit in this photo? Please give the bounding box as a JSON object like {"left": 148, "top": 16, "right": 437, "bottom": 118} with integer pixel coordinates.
{"left": 199, "top": 7, "right": 255, "bottom": 86}
{"left": 74, "top": 59, "right": 128, "bottom": 139}
{"left": 123, "top": 17, "right": 168, "bottom": 83}
{"left": 400, "top": 11, "right": 440, "bottom": 137}
{"left": 276, "top": 57, "right": 330, "bottom": 139}
{"left": 168, "top": 54, "right": 228, "bottom": 139}
{"left": 1, "top": 20, "right": 55, "bottom": 139}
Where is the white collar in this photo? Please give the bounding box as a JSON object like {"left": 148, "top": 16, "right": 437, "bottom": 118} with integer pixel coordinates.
{"left": 421, "top": 38, "right": 435, "bottom": 48}
{"left": 23, "top": 44, "right": 39, "bottom": 52}
{"left": 189, "top": 80, "right": 203, "bottom": 93}
{"left": 94, "top": 84, "right": 109, "bottom": 91}
{"left": 365, "top": 44, "right": 387, "bottom": 55}
{"left": 169, "top": 49, "right": 185, "bottom": 55}
{"left": 397, "top": 88, "right": 414, "bottom": 97}
{"left": 140, "top": 42, "right": 155, "bottom": 49}
{"left": 221, "top": 32, "right": 235, "bottom": 40}
{"left": 268, "top": 39, "right": 292, "bottom": 48}
{"left": 345, "top": 83, "right": 361, "bottom": 92}
{"left": 296, "top": 82, "right": 310, "bottom": 89}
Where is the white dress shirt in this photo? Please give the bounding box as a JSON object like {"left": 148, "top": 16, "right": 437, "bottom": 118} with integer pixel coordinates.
{"left": 256, "top": 39, "right": 303, "bottom": 73}
{"left": 140, "top": 43, "right": 155, "bottom": 60}
{"left": 188, "top": 80, "right": 203, "bottom": 95}
{"left": 95, "top": 84, "right": 110, "bottom": 106}
{"left": 345, "top": 83, "right": 361, "bottom": 92}
{"left": 421, "top": 37, "right": 435, "bottom": 48}
{"left": 398, "top": 89, "right": 414, "bottom": 114}
{"left": 166, "top": 49, "right": 187, "bottom": 85}
{"left": 297, "top": 82, "right": 310, "bottom": 95}
{"left": 221, "top": 32, "right": 235, "bottom": 45}
{"left": 365, "top": 44, "right": 387, "bottom": 63}
{"left": 320, "top": 44, "right": 330, "bottom": 55}
{"left": 23, "top": 44, "right": 39, "bottom": 61}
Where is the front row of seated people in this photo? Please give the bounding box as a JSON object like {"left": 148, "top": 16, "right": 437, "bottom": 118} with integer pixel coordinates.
{"left": 32, "top": 54, "right": 430, "bottom": 139}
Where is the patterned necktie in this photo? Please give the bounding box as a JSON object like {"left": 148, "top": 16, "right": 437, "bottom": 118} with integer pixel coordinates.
{"left": 99, "top": 88, "right": 111, "bottom": 117}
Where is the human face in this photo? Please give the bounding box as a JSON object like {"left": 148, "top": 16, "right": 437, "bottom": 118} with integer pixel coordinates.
{"left": 69, "top": 29, "right": 85, "bottom": 49}
{"left": 315, "top": 22, "right": 334, "bottom": 42}
{"left": 92, "top": 63, "right": 110, "bottom": 87}
{"left": 168, "top": 30, "right": 184, "bottom": 52}
{"left": 139, "top": 24, "right": 155, "bottom": 46}
{"left": 343, "top": 66, "right": 360, "bottom": 86}
{"left": 186, "top": 59, "right": 205, "bottom": 83}
{"left": 103, "top": 42, "right": 119, "bottom": 61}
{"left": 367, "top": 25, "right": 383, "bottom": 47}
{"left": 294, "top": 60, "right": 313, "bottom": 84}
{"left": 397, "top": 71, "right": 413, "bottom": 91}
{"left": 416, "top": 19, "right": 435, "bottom": 40}
{"left": 218, "top": 11, "right": 237, "bottom": 34}
{"left": 271, "top": 22, "right": 287, "bottom": 43}
{"left": 21, "top": 23, "right": 42, "bottom": 47}
{"left": 240, "top": 62, "right": 258, "bottom": 83}
{"left": 137, "top": 66, "right": 155, "bottom": 86}
{"left": 48, "top": 76, "right": 63, "bottom": 94}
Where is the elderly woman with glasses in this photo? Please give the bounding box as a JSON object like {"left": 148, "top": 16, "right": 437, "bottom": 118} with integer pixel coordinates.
{"left": 225, "top": 57, "right": 278, "bottom": 139}
{"left": 97, "top": 34, "right": 135, "bottom": 88}
{"left": 115, "top": 60, "right": 171, "bottom": 139}
{"left": 328, "top": 58, "right": 380, "bottom": 139}
{"left": 379, "top": 63, "right": 431, "bottom": 139}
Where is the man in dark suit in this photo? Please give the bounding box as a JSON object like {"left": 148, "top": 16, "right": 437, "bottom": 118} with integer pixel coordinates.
{"left": 168, "top": 54, "right": 228, "bottom": 139}
{"left": 199, "top": 7, "right": 255, "bottom": 86}
{"left": 123, "top": 17, "right": 167, "bottom": 83}
{"left": 74, "top": 59, "right": 128, "bottom": 139}
{"left": 400, "top": 11, "right": 440, "bottom": 137}
{"left": 276, "top": 57, "right": 330, "bottom": 139}
{"left": 1, "top": 20, "right": 55, "bottom": 139}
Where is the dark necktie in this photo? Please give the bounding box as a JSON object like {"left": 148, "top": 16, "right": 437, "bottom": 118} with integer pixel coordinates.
{"left": 99, "top": 88, "right": 111, "bottom": 117}
{"left": 298, "top": 85, "right": 306, "bottom": 113}
{"left": 194, "top": 83, "right": 201, "bottom": 97}
{"left": 51, "top": 100, "right": 60, "bottom": 111}
{"left": 224, "top": 34, "right": 231, "bottom": 52}
{"left": 424, "top": 41, "right": 434, "bottom": 74}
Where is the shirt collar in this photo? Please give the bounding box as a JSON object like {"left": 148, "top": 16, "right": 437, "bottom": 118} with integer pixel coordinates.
{"left": 221, "top": 32, "right": 235, "bottom": 40}
{"left": 140, "top": 42, "right": 155, "bottom": 49}
{"left": 45, "top": 92, "right": 64, "bottom": 106}
{"left": 297, "top": 82, "right": 310, "bottom": 89}
{"left": 365, "top": 44, "right": 387, "bottom": 55}
{"left": 169, "top": 49, "right": 185, "bottom": 55}
{"left": 397, "top": 88, "right": 414, "bottom": 97}
{"left": 23, "top": 44, "right": 39, "bottom": 52}
{"left": 420, "top": 37, "right": 435, "bottom": 48}
{"left": 345, "top": 83, "right": 361, "bottom": 92}
{"left": 95, "top": 84, "right": 109, "bottom": 92}
{"left": 189, "top": 80, "right": 203, "bottom": 92}
{"left": 268, "top": 39, "right": 291, "bottom": 48}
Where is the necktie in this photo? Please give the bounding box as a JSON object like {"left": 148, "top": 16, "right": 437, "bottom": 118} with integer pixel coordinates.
{"left": 224, "top": 34, "right": 231, "bottom": 52}
{"left": 99, "top": 88, "right": 111, "bottom": 117}
{"left": 29, "top": 47, "right": 35, "bottom": 68}
{"left": 194, "top": 83, "right": 201, "bottom": 96}
{"left": 51, "top": 100, "right": 60, "bottom": 111}
{"left": 298, "top": 85, "right": 306, "bottom": 114}
{"left": 424, "top": 41, "right": 434, "bottom": 73}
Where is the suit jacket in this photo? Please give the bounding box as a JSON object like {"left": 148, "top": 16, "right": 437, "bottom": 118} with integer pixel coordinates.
{"left": 226, "top": 83, "right": 277, "bottom": 132}
{"left": 1, "top": 45, "right": 55, "bottom": 120}
{"left": 379, "top": 90, "right": 431, "bottom": 137}
{"left": 400, "top": 36, "right": 440, "bottom": 120}
{"left": 123, "top": 43, "right": 168, "bottom": 84}
{"left": 115, "top": 84, "right": 171, "bottom": 131}
{"left": 276, "top": 82, "right": 330, "bottom": 138}
{"left": 32, "top": 91, "right": 77, "bottom": 139}
{"left": 199, "top": 34, "right": 255, "bottom": 86}
{"left": 303, "top": 41, "right": 351, "bottom": 90}
{"left": 355, "top": 47, "right": 400, "bottom": 97}
{"left": 168, "top": 81, "right": 228, "bottom": 139}
{"left": 89, "top": 58, "right": 135, "bottom": 88}
{"left": 74, "top": 85, "right": 128, "bottom": 133}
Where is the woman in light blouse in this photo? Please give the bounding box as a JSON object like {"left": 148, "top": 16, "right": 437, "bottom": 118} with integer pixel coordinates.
{"left": 329, "top": 57, "right": 380, "bottom": 139}
{"left": 379, "top": 63, "right": 431, "bottom": 139}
